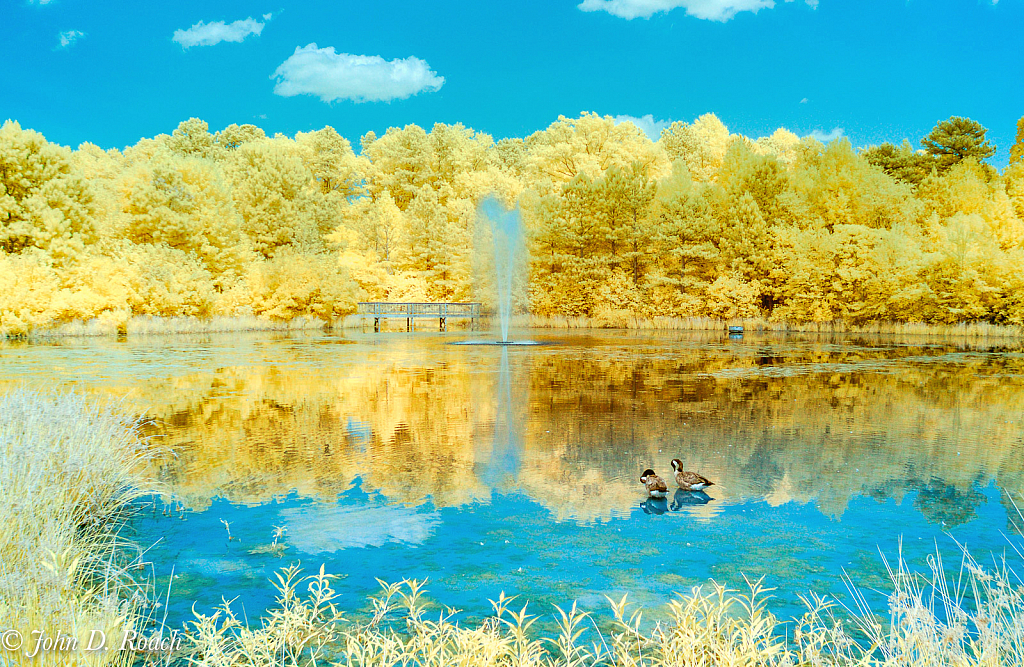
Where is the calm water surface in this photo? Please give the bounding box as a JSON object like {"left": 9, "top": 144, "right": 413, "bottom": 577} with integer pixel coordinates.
{"left": 3, "top": 329, "right": 1024, "bottom": 628}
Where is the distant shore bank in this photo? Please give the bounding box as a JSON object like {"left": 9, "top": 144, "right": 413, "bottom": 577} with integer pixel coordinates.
{"left": 5, "top": 312, "right": 1022, "bottom": 340}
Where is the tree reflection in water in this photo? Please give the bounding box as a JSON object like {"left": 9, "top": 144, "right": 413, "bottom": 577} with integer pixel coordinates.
{"left": 1, "top": 331, "right": 1022, "bottom": 527}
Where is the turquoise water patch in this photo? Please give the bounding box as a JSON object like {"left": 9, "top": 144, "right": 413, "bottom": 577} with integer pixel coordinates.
{"left": 135, "top": 481, "right": 1015, "bottom": 630}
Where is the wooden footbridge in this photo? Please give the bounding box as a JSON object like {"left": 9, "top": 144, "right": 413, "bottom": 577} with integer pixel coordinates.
{"left": 357, "top": 302, "right": 481, "bottom": 332}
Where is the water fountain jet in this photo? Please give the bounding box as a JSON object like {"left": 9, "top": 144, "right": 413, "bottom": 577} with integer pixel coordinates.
{"left": 453, "top": 195, "right": 542, "bottom": 346}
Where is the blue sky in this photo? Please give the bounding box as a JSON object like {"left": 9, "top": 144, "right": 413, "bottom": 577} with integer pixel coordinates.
{"left": 6, "top": 0, "right": 1023, "bottom": 165}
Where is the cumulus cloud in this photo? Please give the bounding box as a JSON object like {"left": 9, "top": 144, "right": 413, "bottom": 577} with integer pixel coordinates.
{"left": 173, "top": 16, "right": 268, "bottom": 49}
{"left": 808, "top": 127, "right": 844, "bottom": 142}
{"left": 578, "top": 0, "right": 815, "bottom": 21}
{"left": 271, "top": 44, "right": 445, "bottom": 103}
{"left": 613, "top": 114, "right": 671, "bottom": 140}
{"left": 58, "top": 30, "right": 84, "bottom": 49}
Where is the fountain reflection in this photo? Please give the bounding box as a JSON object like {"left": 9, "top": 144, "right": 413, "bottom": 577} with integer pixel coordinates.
{"left": 483, "top": 347, "right": 522, "bottom": 487}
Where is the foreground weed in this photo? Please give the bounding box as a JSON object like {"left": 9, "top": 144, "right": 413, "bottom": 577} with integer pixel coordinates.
{"left": 180, "top": 541, "right": 1024, "bottom": 667}
{"left": 0, "top": 389, "right": 159, "bottom": 666}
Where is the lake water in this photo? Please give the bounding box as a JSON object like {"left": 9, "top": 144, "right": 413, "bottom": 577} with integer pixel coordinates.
{"left": 3, "top": 329, "right": 1023, "bottom": 630}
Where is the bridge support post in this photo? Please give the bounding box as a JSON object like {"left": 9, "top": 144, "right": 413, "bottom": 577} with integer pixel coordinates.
{"left": 439, "top": 317, "right": 446, "bottom": 332}
{"left": 407, "top": 317, "right": 411, "bottom": 332}
{"left": 374, "top": 317, "right": 379, "bottom": 333}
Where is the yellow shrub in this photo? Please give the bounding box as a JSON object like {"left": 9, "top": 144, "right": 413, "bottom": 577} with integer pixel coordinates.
{"left": 0, "top": 251, "right": 60, "bottom": 334}
{"left": 246, "top": 249, "right": 359, "bottom": 321}
{"left": 705, "top": 274, "right": 761, "bottom": 319}
{"left": 117, "top": 243, "right": 216, "bottom": 317}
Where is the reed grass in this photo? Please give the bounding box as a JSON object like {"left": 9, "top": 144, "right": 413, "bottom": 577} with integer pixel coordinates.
{"left": 0, "top": 389, "right": 158, "bottom": 667}
{"left": 12, "top": 315, "right": 330, "bottom": 339}
{"left": 125, "top": 315, "right": 328, "bottom": 336}
{"left": 182, "top": 529, "right": 1024, "bottom": 667}
{"left": 520, "top": 313, "right": 1024, "bottom": 339}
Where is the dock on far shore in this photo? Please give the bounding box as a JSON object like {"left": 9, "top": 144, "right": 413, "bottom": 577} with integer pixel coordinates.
{"left": 356, "top": 302, "right": 482, "bottom": 332}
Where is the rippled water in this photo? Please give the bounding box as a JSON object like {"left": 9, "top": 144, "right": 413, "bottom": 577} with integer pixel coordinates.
{"left": 3, "top": 329, "right": 1023, "bottom": 628}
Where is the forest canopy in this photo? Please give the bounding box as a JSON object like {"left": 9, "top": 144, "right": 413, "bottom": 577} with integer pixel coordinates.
{"left": 2, "top": 112, "right": 1024, "bottom": 334}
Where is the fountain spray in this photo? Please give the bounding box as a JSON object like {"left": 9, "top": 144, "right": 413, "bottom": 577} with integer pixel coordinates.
{"left": 478, "top": 195, "right": 524, "bottom": 343}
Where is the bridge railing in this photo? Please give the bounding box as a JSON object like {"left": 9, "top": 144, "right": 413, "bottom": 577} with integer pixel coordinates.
{"left": 356, "top": 302, "right": 481, "bottom": 318}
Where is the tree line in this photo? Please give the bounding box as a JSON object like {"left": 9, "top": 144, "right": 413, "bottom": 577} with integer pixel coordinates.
{"left": 2, "top": 112, "right": 1023, "bottom": 333}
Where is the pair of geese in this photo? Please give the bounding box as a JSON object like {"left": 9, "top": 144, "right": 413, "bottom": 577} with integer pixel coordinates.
{"left": 640, "top": 458, "right": 714, "bottom": 497}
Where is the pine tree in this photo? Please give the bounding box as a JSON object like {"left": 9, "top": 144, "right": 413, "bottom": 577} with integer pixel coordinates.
{"left": 921, "top": 116, "right": 996, "bottom": 170}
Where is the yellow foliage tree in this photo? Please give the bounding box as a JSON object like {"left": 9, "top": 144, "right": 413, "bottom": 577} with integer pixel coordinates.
{"left": 227, "top": 138, "right": 320, "bottom": 257}
{"left": 527, "top": 112, "right": 669, "bottom": 185}
{"left": 3, "top": 112, "right": 1024, "bottom": 333}
{"left": 246, "top": 249, "right": 358, "bottom": 321}
{"left": 0, "top": 121, "right": 96, "bottom": 261}
{"left": 660, "top": 113, "right": 732, "bottom": 182}
{"left": 650, "top": 162, "right": 720, "bottom": 314}
{"left": 1011, "top": 116, "right": 1024, "bottom": 165}
{"left": 121, "top": 153, "right": 249, "bottom": 278}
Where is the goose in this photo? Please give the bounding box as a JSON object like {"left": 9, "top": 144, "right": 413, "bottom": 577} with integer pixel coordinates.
{"left": 640, "top": 468, "right": 669, "bottom": 498}
{"left": 670, "top": 458, "right": 715, "bottom": 491}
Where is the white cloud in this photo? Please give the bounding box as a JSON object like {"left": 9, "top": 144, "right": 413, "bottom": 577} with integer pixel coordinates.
{"left": 808, "top": 127, "right": 844, "bottom": 142}
{"left": 613, "top": 114, "right": 670, "bottom": 140}
{"left": 800, "top": 97, "right": 809, "bottom": 104}
{"left": 173, "top": 16, "right": 267, "bottom": 49}
{"left": 271, "top": 44, "right": 445, "bottom": 103}
{"left": 578, "top": 0, "right": 816, "bottom": 21}
{"left": 30, "top": 0, "right": 56, "bottom": 4}
{"left": 58, "top": 30, "right": 84, "bottom": 49}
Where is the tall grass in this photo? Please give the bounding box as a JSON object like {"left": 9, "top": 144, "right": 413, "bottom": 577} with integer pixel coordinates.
{"left": 0, "top": 389, "right": 157, "bottom": 667}
{"left": 126, "top": 315, "right": 327, "bottom": 336}
{"left": 520, "top": 314, "right": 1024, "bottom": 339}
{"left": 11, "top": 315, "right": 330, "bottom": 339}
{"left": 182, "top": 532, "right": 1024, "bottom": 667}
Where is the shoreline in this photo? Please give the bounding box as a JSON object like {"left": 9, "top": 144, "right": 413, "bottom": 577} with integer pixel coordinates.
{"left": 6, "top": 312, "right": 1023, "bottom": 341}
